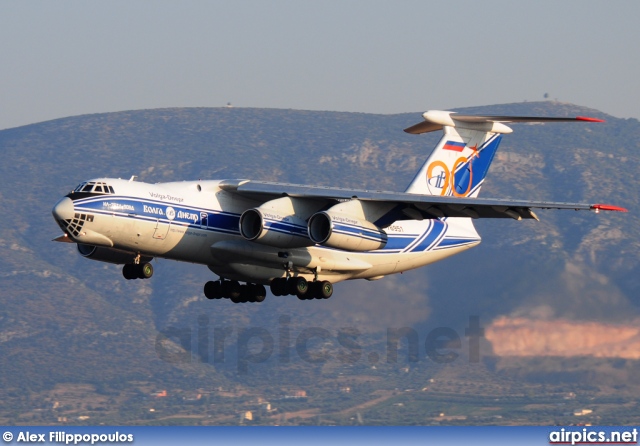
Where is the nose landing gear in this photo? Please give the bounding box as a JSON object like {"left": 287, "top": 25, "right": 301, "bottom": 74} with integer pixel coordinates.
{"left": 122, "top": 262, "right": 153, "bottom": 280}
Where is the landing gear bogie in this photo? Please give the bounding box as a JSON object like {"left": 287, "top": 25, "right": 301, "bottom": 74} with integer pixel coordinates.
{"left": 201, "top": 276, "right": 333, "bottom": 303}
{"left": 271, "top": 277, "right": 333, "bottom": 300}
{"left": 203, "top": 280, "right": 268, "bottom": 303}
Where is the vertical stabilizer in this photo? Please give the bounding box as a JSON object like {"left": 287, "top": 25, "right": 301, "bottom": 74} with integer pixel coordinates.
{"left": 404, "top": 110, "right": 605, "bottom": 197}
{"left": 404, "top": 116, "right": 503, "bottom": 197}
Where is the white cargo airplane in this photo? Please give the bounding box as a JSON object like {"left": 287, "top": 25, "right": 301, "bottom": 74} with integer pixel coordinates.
{"left": 52, "top": 111, "right": 626, "bottom": 302}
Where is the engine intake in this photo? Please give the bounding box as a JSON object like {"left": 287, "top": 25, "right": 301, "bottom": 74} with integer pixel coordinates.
{"left": 239, "top": 197, "right": 318, "bottom": 248}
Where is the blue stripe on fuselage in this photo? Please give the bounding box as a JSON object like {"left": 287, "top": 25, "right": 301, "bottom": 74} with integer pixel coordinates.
{"left": 382, "top": 234, "right": 419, "bottom": 251}
{"left": 435, "top": 237, "right": 480, "bottom": 249}
{"left": 73, "top": 196, "right": 241, "bottom": 234}
{"left": 73, "top": 196, "right": 463, "bottom": 255}
{"left": 407, "top": 220, "right": 447, "bottom": 252}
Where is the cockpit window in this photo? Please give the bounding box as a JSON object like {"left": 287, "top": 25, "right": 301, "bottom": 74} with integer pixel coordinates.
{"left": 73, "top": 181, "right": 116, "bottom": 194}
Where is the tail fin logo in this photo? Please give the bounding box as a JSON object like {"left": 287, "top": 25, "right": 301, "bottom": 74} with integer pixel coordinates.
{"left": 427, "top": 165, "right": 448, "bottom": 190}
{"left": 427, "top": 161, "right": 449, "bottom": 195}
{"left": 426, "top": 156, "right": 474, "bottom": 197}
{"left": 405, "top": 131, "right": 501, "bottom": 197}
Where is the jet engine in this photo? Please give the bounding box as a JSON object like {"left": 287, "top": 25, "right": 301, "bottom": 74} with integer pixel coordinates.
{"left": 239, "top": 197, "right": 319, "bottom": 248}
{"left": 308, "top": 210, "right": 387, "bottom": 251}
{"left": 77, "top": 244, "right": 152, "bottom": 264}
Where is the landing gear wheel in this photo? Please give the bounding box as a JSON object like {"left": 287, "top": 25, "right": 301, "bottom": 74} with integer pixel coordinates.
{"left": 253, "top": 284, "right": 267, "bottom": 302}
{"left": 221, "top": 280, "right": 241, "bottom": 299}
{"left": 122, "top": 264, "right": 136, "bottom": 280}
{"left": 270, "top": 278, "right": 285, "bottom": 296}
{"left": 319, "top": 280, "right": 333, "bottom": 299}
{"left": 204, "top": 281, "right": 222, "bottom": 300}
{"left": 240, "top": 285, "right": 253, "bottom": 303}
{"left": 288, "top": 277, "right": 309, "bottom": 298}
{"left": 247, "top": 283, "right": 267, "bottom": 302}
{"left": 138, "top": 262, "right": 153, "bottom": 279}
{"left": 307, "top": 281, "right": 321, "bottom": 300}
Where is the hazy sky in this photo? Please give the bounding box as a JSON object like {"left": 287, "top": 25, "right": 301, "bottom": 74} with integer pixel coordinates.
{"left": 1, "top": 1, "right": 639, "bottom": 130}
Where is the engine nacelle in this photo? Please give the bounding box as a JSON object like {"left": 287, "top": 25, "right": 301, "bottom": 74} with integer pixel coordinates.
{"left": 308, "top": 211, "right": 387, "bottom": 251}
{"left": 239, "top": 197, "right": 318, "bottom": 248}
{"left": 77, "top": 244, "right": 152, "bottom": 265}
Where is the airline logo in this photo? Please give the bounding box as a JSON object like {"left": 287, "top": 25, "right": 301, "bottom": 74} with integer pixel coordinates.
{"left": 443, "top": 141, "right": 466, "bottom": 152}
{"left": 428, "top": 170, "right": 447, "bottom": 189}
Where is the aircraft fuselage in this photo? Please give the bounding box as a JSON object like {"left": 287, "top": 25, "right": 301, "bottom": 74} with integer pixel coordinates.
{"left": 52, "top": 177, "right": 480, "bottom": 285}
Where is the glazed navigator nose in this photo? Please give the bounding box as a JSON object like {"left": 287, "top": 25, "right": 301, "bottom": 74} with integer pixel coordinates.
{"left": 52, "top": 197, "right": 75, "bottom": 221}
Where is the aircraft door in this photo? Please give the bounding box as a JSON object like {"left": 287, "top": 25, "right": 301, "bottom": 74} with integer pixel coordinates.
{"left": 152, "top": 218, "right": 170, "bottom": 240}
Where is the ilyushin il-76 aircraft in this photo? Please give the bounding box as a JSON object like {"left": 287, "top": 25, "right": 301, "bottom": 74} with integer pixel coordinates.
{"left": 52, "top": 111, "right": 627, "bottom": 303}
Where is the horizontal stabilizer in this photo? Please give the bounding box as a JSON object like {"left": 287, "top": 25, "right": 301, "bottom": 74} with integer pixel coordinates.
{"left": 404, "top": 110, "right": 605, "bottom": 134}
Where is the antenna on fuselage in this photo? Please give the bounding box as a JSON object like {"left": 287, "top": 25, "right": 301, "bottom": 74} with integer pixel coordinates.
{"left": 129, "top": 175, "right": 137, "bottom": 182}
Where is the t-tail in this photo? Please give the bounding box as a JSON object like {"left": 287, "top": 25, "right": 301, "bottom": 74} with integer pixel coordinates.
{"left": 402, "top": 110, "right": 606, "bottom": 243}
{"left": 403, "top": 110, "right": 604, "bottom": 197}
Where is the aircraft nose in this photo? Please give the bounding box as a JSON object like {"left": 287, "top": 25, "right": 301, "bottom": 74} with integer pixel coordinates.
{"left": 52, "top": 197, "right": 75, "bottom": 221}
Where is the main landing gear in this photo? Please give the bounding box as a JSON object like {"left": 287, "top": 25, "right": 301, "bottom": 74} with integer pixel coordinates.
{"left": 204, "top": 280, "right": 267, "bottom": 303}
{"left": 122, "top": 262, "right": 153, "bottom": 280}
{"left": 270, "top": 277, "right": 333, "bottom": 300}
{"left": 202, "top": 277, "right": 334, "bottom": 303}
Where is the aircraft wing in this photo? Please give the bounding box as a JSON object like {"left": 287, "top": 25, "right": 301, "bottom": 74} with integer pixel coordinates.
{"left": 219, "top": 180, "right": 626, "bottom": 223}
